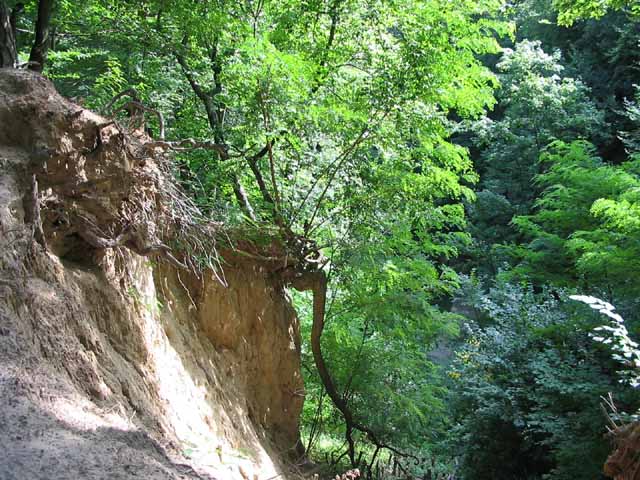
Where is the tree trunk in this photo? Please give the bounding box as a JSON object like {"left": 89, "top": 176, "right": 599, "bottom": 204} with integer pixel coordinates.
{"left": 290, "top": 270, "right": 357, "bottom": 465}
{"left": 10, "top": 3, "right": 23, "bottom": 37}
{"left": 28, "top": 0, "right": 54, "bottom": 72}
{"left": 0, "top": 0, "right": 16, "bottom": 67}
{"left": 289, "top": 268, "right": 417, "bottom": 466}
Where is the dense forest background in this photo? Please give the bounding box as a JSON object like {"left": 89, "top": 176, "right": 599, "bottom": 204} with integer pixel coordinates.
{"left": 3, "top": 0, "right": 640, "bottom": 478}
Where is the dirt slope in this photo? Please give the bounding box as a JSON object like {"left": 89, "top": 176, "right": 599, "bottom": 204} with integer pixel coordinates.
{"left": 0, "top": 69, "right": 305, "bottom": 480}
{"left": 605, "top": 423, "right": 640, "bottom": 480}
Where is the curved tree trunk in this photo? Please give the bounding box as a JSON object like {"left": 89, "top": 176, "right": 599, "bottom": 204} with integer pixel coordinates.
{"left": 290, "top": 268, "right": 420, "bottom": 467}
{"left": 0, "top": 0, "right": 16, "bottom": 68}
{"left": 290, "top": 270, "right": 360, "bottom": 465}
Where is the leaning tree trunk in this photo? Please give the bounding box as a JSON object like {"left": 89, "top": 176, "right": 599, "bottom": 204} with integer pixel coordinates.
{"left": 289, "top": 268, "right": 421, "bottom": 468}
{"left": 0, "top": 0, "right": 16, "bottom": 68}
{"left": 28, "top": 0, "right": 54, "bottom": 72}
{"left": 290, "top": 270, "right": 361, "bottom": 465}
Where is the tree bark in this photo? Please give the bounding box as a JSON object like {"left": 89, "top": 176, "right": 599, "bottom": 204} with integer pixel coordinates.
{"left": 28, "top": 0, "right": 54, "bottom": 72}
{"left": 289, "top": 268, "right": 420, "bottom": 467}
{"left": 290, "top": 270, "right": 359, "bottom": 464}
{"left": 0, "top": 0, "right": 17, "bottom": 68}
{"left": 10, "top": 3, "right": 23, "bottom": 43}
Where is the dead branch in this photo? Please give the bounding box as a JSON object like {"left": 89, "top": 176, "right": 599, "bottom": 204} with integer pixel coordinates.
{"left": 111, "top": 101, "right": 165, "bottom": 140}
{"left": 103, "top": 89, "right": 165, "bottom": 140}
{"left": 145, "top": 138, "right": 227, "bottom": 156}
{"left": 103, "top": 88, "right": 140, "bottom": 114}
{"left": 24, "top": 174, "right": 46, "bottom": 249}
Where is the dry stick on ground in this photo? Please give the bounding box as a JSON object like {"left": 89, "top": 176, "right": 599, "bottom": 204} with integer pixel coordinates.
{"left": 24, "top": 174, "right": 46, "bottom": 248}
{"left": 601, "top": 392, "right": 622, "bottom": 433}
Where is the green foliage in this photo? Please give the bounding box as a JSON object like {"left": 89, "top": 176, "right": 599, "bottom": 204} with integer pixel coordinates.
{"left": 571, "top": 295, "right": 640, "bottom": 389}
{"left": 40, "top": 0, "right": 511, "bottom": 469}
{"left": 41, "top": 0, "right": 510, "bottom": 228}
{"left": 297, "top": 191, "right": 467, "bottom": 458}
{"left": 511, "top": 140, "right": 640, "bottom": 310}
{"left": 17, "top": 0, "right": 640, "bottom": 476}
{"left": 553, "top": 0, "right": 640, "bottom": 25}
{"left": 511, "top": 0, "right": 640, "bottom": 151}
{"left": 470, "top": 41, "right": 604, "bottom": 212}
{"left": 447, "top": 281, "right": 631, "bottom": 480}
{"left": 620, "top": 88, "right": 640, "bottom": 154}
{"left": 462, "top": 40, "right": 605, "bottom": 274}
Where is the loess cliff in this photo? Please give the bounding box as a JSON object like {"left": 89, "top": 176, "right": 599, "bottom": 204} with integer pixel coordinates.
{"left": 0, "top": 69, "right": 305, "bottom": 480}
{"left": 605, "top": 423, "right": 640, "bottom": 480}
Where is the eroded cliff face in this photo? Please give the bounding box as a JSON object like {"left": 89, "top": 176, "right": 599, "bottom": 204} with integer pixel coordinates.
{"left": 605, "top": 424, "right": 640, "bottom": 480}
{"left": 0, "top": 69, "right": 304, "bottom": 480}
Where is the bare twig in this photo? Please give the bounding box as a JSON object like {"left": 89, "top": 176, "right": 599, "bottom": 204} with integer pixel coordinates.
{"left": 112, "top": 101, "right": 166, "bottom": 140}
{"left": 103, "top": 88, "right": 139, "bottom": 114}
{"left": 145, "top": 138, "right": 228, "bottom": 156}
{"left": 24, "top": 174, "right": 46, "bottom": 249}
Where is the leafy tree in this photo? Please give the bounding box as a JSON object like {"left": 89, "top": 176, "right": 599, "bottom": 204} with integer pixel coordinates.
{"left": 471, "top": 41, "right": 604, "bottom": 214}
{"left": 620, "top": 88, "right": 640, "bottom": 154}
{"left": 16, "top": 0, "right": 513, "bottom": 467}
{"left": 9, "top": 1, "right": 640, "bottom": 477}
{"left": 512, "top": 0, "right": 640, "bottom": 162}
{"left": 447, "top": 280, "right": 633, "bottom": 480}
{"left": 512, "top": 140, "right": 640, "bottom": 316}
{"left": 463, "top": 40, "right": 604, "bottom": 273}
{"left": 553, "top": 0, "right": 640, "bottom": 25}
{"left": 1, "top": 0, "right": 54, "bottom": 70}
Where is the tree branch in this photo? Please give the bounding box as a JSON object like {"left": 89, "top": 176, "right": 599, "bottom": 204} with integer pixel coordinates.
{"left": 144, "top": 138, "right": 230, "bottom": 156}
{"left": 176, "top": 42, "right": 219, "bottom": 136}
{"left": 112, "top": 101, "right": 165, "bottom": 140}
{"left": 176, "top": 39, "right": 259, "bottom": 219}
{"left": 103, "top": 88, "right": 140, "bottom": 114}
{"left": 232, "top": 176, "right": 257, "bottom": 221}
